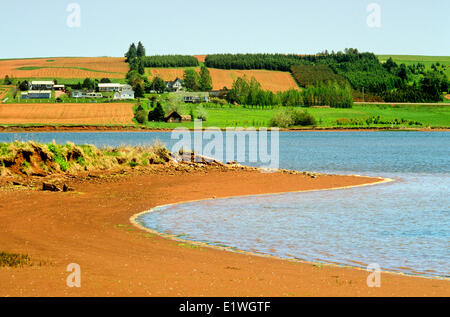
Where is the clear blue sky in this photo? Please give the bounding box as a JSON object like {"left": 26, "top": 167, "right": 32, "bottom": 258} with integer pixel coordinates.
{"left": 2, "top": 0, "right": 449, "bottom": 58}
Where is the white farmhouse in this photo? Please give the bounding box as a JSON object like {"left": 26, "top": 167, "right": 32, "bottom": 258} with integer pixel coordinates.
{"left": 31, "top": 81, "right": 54, "bottom": 90}
{"left": 113, "top": 90, "right": 134, "bottom": 100}
{"left": 98, "top": 83, "right": 133, "bottom": 92}
{"left": 21, "top": 90, "right": 52, "bottom": 99}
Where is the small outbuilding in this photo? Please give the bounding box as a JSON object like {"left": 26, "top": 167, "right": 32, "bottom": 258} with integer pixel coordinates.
{"left": 165, "top": 111, "right": 192, "bottom": 123}
{"left": 165, "top": 111, "right": 182, "bottom": 123}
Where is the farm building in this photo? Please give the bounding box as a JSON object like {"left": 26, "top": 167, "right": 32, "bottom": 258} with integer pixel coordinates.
{"left": 184, "top": 96, "right": 209, "bottom": 103}
{"left": 165, "top": 111, "right": 191, "bottom": 123}
{"left": 72, "top": 91, "right": 103, "bottom": 98}
{"left": 21, "top": 90, "right": 51, "bottom": 99}
{"left": 166, "top": 78, "right": 184, "bottom": 92}
{"left": 54, "top": 85, "right": 65, "bottom": 91}
{"left": 31, "top": 81, "right": 54, "bottom": 90}
{"left": 113, "top": 90, "right": 135, "bottom": 100}
{"left": 98, "top": 83, "right": 132, "bottom": 92}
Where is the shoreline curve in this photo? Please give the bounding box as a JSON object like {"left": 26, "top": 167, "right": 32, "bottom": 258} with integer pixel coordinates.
{"left": 129, "top": 175, "right": 447, "bottom": 281}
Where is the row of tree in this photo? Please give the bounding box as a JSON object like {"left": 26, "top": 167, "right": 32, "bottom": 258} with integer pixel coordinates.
{"left": 142, "top": 55, "right": 199, "bottom": 68}
{"left": 226, "top": 76, "right": 353, "bottom": 108}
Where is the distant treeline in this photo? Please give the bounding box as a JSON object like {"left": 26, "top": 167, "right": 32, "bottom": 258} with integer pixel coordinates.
{"left": 142, "top": 55, "right": 199, "bottom": 68}
{"left": 206, "top": 49, "right": 448, "bottom": 102}
{"left": 205, "top": 54, "right": 307, "bottom": 71}
{"left": 226, "top": 76, "right": 353, "bottom": 108}
{"left": 205, "top": 50, "right": 399, "bottom": 95}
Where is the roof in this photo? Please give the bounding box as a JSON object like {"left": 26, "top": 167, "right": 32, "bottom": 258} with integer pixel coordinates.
{"left": 98, "top": 83, "right": 123, "bottom": 87}
{"left": 31, "top": 81, "right": 54, "bottom": 85}
{"left": 22, "top": 90, "right": 52, "bottom": 95}
{"left": 165, "top": 111, "right": 182, "bottom": 119}
{"left": 54, "top": 84, "right": 65, "bottom": 88}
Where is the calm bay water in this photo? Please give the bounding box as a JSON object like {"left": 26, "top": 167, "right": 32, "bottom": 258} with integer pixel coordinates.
{"left": 1, "top": 131, "right": 449, "bottom": 277}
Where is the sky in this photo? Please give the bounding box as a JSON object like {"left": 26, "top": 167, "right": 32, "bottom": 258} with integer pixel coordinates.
{"left": 1, "top": 0, "right": 449, "bottom": 59}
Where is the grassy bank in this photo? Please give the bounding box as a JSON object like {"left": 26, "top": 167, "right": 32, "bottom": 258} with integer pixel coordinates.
{"left": 139, "top": 103, "right": 450, "bottom": 129}
{"left": 0, "top": 141, "right": 171, "bottom": 177}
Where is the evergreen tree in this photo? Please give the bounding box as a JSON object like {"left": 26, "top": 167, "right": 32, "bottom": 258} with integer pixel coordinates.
{"left": 18, "top": 80, "right": 29, "bottom": 91}
{"left": 148, "top": 102, "right": 165, "bottom": 122}
{"left": 125, "top": 43, "right": 137, "bottom": 62}
{"left": 137, "top": 41, "right": 146, "bottom": 58}
{"left": 134, "top": 83, "right": 144, "bottom": 98}
{"left": 3, "top": 75, "right": 11, "bottom": 85}
{"left": 199, "top": 66, "right": 212, "bottom": 91}
{"left": 138, "top": 58, "right": 145, "bottom": 75}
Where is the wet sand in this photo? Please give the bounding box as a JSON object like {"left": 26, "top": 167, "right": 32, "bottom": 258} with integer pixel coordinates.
{"left": 0, "top": 168, "right": 449, "bottom": 297}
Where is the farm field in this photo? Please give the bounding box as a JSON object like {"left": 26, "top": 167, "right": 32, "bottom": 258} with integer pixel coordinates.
{"left": 0, "top": 86, "right": 11, "bottom": 101}
{"left": 0, "top": 57, "right": 128, "bottom": 79}
{"left": 139, "top": 103, "right": 450, "bottom": 129}
{"left": 377, "top": 55, "right": 450, "bottom": 77}
{"left": 148, "top": 68, "right": 300, "bottom": 92}
{"left": 0, "top": 103, "right": 134, "bottom": 125}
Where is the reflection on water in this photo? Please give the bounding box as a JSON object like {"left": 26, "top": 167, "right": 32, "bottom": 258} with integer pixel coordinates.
{"left": 1, "top": 131, "right": 449, "bottom": 277}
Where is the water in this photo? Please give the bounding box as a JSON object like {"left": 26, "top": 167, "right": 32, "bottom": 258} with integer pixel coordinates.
{"left": 1, "top": 131, "right": 449, "bottom": 277}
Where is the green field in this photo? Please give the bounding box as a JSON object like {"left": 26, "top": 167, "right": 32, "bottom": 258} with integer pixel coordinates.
{"left": 139, "top": 103, "right": 450, "bottom": 129}
{"left": 377, "top": 55, "right": 450, "bottom": 78}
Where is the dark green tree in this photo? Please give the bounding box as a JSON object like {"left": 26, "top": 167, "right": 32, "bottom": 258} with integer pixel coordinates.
{"left": 100, "top": 78, "right": 111, "bottom": 83}
{"left": 3, "top": 75, "right": 12, "bottom": 85}
{"left": 148, "top": 102, "right": 165, "bottom": 122}
{"left": 18, "top": 80, "right": 30, "bottom": 91}
{"left": 138, "top": 58, "right": 145, "bottom": 75}
{"left": 134, "top": 83, "right": 145, "bottom": 98}
{"left": 199, "top": 66, "right": 212, "bottom": 91}
{"left": 183, "top": 69, "right": 200, "bottom": 91}
{"left": 82, "top": 78, "right": 95, "bottom": 90}
{"left": 151, "top": 76, "right": 166, "bottom": 93}
{"left": 125, "top": 43, "right": 137, "bottom": 62}
{"left": 137, "top": 41, "right": 146, "bottom": 58}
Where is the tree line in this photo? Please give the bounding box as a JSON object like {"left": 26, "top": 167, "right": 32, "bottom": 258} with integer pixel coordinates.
{"left": 226, "top": 75, "right": 353, "bottom": 108}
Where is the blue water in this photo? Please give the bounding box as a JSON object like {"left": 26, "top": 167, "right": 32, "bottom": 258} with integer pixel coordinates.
{"left": 1, "top": 132, "right": 449, "bottom": 277}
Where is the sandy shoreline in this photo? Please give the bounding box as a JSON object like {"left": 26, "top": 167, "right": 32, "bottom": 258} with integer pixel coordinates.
{"left": 0, "top": 167, "right": 449, "bottom": 297}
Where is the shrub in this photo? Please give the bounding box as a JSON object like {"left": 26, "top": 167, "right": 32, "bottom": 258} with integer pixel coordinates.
{"left": 270, "top": 109, "right": 294, "bottom": 128}
{"left": 291, "top": 109, "right": 317, "bottom": 126}
{"left": 148, "top": 102, "right": 166, "bottom": 122}
{"left": 196, "top": 105, "right": 208, "bottom": 121}
{"left": 134, "top": 110, "right": 147, "bottom": 124}
{"left": 271, "top": 108, "right": 317, "bottom": 128}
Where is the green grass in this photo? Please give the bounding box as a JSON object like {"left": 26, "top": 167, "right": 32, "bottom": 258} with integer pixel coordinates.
{"left": 377, "top": 55, "right": 450, "bottom": 78}
{"left": 5, "top": 77, "right": 128, "bottom": 85}
{"left": 14, "top": 66, "right": 124, "bottom": 75}
{"left": 0, "top": 141, "right": 172, "bottom": 176}
{"left": 140, "top": 103, "right": 450, "bottom": 129}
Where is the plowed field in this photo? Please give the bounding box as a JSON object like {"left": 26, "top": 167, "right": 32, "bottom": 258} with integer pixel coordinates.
{"left": 0, "top": 103, "right": 134, "bottom": 124}
{"left": 0, "top": 57, "right": 128, "bottom": 79}
{"left": 149, "top": 68, "right": 299, "bottom": 92}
